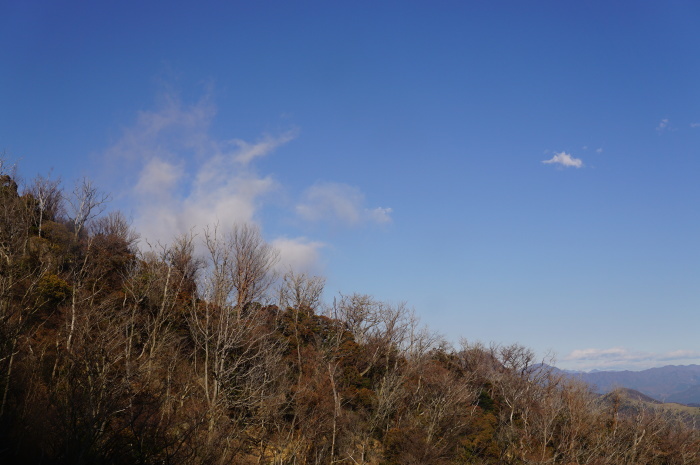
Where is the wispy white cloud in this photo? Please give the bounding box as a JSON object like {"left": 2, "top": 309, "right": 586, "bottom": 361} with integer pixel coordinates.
{"left": 563, "top": 347, "right": 700, "bottom": 371}
{"left": 104, "top": 93, "right": 295, "bottom": 246}
{"left": 367, "top": 206, "right": 393, "bottom": 224}
{"left": 566, "top": 347, "right": 630, "bottom": 361}
{"left": 111, "top": 97, "right": 291, "bottom": 242}
{"left": 690, "top": 122, "right": 700, "bottom": 128}
{"left": 581, "top": 146, "right": 604, "bottom": 154}
{"left": 134, "top": 158, "right": 184, "bottom": 197}
{"left": 656, "top": 118, "right": 670, "bottom": 132}
{"left": 542, "top": 152, "right": 583, "bottom": 168}
{"left": 664, "top": 349, "right": 700, "bottom": 359}
{"left": 103, "top": 92, "right": 389, "bottom": 272}
{"left": 232, "top": 130, "right": 299, "bottom": 165}
{"left": 296, "top": 182, "right": 393, "bottom": 226}
{"left": 106, "top": 93, "right": 216, "bottom": 165}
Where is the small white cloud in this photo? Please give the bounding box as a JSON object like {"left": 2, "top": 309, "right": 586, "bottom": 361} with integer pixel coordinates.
{"left": 596, "top": 148, "right": 603, "bottom": 154}
{"left": 297, "top": 182, "right": 392, "bottom": 226}
{"left": 690, "top": 122, "right": 700, "bottom": 128}
{"left": 271, "top": 237, "right": 325, "bottom": 273}
{"left": 656, "top": 118, "right": 670, "bottom": 132}
{"left": 542, "top": 152, "right": 583, "bottom": 168}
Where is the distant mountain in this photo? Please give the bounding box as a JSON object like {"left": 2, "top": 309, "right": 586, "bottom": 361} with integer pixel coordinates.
{"left": 600, "top": 388, "right": 700, "bottom": 428}
{"left": 667, "top": 383, "right": 700, "bottom": 406}
{"left": 611, "top": 387, "right": 662, "bottom": 404}
{"left": 564, "top": 364, "right": 700, "bottom": 404}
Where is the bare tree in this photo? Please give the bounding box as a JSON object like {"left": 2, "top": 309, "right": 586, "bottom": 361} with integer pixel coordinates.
{"left": 28, "top": 172, "right": 63, "bottom": 236}
{"left": 0, "top": 163, "right": 52, "bottom": 418}
{"left": 278, "top": 269, "right": 325, "bottom": 312}
{"left": 123, "top": 235, "right": 197, "bottom": 367}
{"left": 90, "top": 211, "right": 139, "bottom": 248}
{"left": 187, "top": 226, "right": 285, "bottom": 460}
{"left": 335, "top": 294, "right": 412, "bottom": 350}
{"left": 67, "top": 177, "right": 110, "bottom": 238}
{"left": 201, "top": 223, "right": 279, "bottom": 310}
{"left": 0, "top": 159, "right": 29, "bottom": 261}
{"left": 229, "top": 223, "right": 279, "bottom": 309}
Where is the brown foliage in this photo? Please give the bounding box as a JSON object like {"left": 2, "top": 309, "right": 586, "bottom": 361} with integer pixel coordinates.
{"left": 0, "top": 168, "right": 699, "bottom": 465}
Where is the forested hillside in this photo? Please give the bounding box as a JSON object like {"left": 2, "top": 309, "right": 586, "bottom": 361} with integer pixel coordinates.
{"left": 1, "top": 161, "right": 699, "bottom": 464}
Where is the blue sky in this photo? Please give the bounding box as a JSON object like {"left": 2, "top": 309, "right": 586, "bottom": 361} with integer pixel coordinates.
{"left": 2, "top": 1, "right": 699, "bottom": 371}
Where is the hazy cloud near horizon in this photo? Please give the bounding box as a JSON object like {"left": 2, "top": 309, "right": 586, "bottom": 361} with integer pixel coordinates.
{"left": 562, "top": 347, "right": 700, "bottom": 371}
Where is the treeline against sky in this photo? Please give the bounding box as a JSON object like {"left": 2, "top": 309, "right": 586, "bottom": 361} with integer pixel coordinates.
{"left": 1, "top": 159, "right": 699, "bottom": 464}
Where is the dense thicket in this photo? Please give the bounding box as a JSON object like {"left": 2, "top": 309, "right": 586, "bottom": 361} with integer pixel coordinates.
{"left": 1, "top": 161, "right": 698, "bottom": 464}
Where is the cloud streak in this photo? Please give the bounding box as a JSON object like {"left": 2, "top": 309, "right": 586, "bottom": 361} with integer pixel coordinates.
{"left": 563, "top": 347, "right": 700, "bottom": 371}
{"left": 542, "top": 152, "right": 583, "bottom": 168}
{"left": 232, "top": 131, "right": 298, "bottom": 165}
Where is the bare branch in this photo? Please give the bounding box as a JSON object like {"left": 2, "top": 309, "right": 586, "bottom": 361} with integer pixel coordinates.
{"left": 67, "top": 177, "right": 111, "bottom": 238}
{"left": 278, "top": 269, "right": 325, "bottom": 311}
